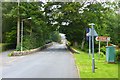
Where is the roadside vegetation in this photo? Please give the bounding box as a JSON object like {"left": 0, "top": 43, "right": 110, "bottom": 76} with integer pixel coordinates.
{"left": 0, "top": 43, "right": 15, "bottom": 52}
{"left": 73, "top": 48, "right": 118, "bottom": 78}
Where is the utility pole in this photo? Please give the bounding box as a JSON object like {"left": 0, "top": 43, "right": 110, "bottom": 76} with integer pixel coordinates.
{"left": 17, "top": 0, "right": 20, "bottom": 47}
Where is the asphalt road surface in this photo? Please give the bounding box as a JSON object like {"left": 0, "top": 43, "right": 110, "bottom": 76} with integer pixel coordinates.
{"left": 1, "top": 42, "right": 79, "bottom": 78}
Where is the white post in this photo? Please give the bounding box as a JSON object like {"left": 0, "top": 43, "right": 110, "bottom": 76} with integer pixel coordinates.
{"left": 89, "top": 36, "right": 91, "bottom": 58}
{"left": 98, "top": 41, "right": 101, "bottom": 59}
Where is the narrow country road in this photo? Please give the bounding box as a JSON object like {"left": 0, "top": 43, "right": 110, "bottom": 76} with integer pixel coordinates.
{"left": 2, "top": 42, "right": 79, "bottom": 78}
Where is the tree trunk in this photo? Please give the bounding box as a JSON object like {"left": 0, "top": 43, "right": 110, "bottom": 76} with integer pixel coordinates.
{"left": 74, "top": 41, "right": 78, "bottom": 47}
{"left": 81, "top": 29, "right": 86, "bottom": 50}
{"left": 81, "top": 38, "right": 85, "bottom": 50}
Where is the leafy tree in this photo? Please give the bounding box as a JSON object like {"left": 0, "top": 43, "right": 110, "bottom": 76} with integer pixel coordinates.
{"left": 2, "top": 2, "right": 18, "bottom": 44}
{"left": 2, "top": 1, "right": 120, "bottom": 51}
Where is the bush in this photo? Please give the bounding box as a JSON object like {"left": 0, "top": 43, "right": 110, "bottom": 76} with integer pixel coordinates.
{"left": 15, "top": 31, "right": 61, "bottom": 51}
{"left": 8, "top": 51, "right": 14, "bottom": 57}
{"left": 98, "top": 52, "right": 105, "bottom": 58}
{"left": 100, "top": 46, "right": 106, "bottom": 54}
{"left": 118, "top": 44, "right": 120, "bottom": 48}
{"left": 5, "top": 29, "right": 17, "bottom": 44}
{"left": 116, "top": 49, "right": 120, "bottom": 61}
{"left": 82, "top": 43, "right": 89, "bottom": 53}
{"left": 16, "top": 34, "right": 46, "bottom": 51}
{"left": 1, "top": 43, "right": 15, "bottom": 51}
{"left": 16, "top": 44, "right": 28, "bottom": 51}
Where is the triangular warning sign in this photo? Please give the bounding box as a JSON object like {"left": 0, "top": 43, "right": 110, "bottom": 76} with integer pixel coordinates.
{"left": 86, "top": 28, "right": 98, "bottom": 36}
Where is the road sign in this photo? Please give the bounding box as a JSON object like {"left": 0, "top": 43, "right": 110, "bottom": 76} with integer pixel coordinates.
{"left": 96, "top": 36, "right": 110, "bottom": 42}
{"left": 96, "top": 36, "right": 110, "bottom": 60}
{"left": 86, "top": 28, "right": 98, "bottom": 36}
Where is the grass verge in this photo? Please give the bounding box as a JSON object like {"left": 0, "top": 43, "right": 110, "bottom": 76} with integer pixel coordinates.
{"left": 73, "top": 48, "right": 118, "bottom": 78}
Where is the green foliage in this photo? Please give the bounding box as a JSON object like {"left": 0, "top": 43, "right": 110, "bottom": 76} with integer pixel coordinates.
{"left": 98, "top": 52, "right": 105, "bottom": 58}
{"left": 5, "top": 28, "right": 16, "bottom": 43}
{"left": 118, "top": 44, "right": 120, "bottom": 48}
{"left": 8, "top": 52, "right": 14, "bottom": 57}
{"left": 1, "top": 43, "right": 14, "bottom": 51}
{"left": 116, "top": 49, "right": 120, "bottom": 61}
{"left": 16, "top": 44, "right": 25, "bottom": 51}
{"left": 16, "top": 34, "right": 46, "bottom": 51}
{"left": 51, "top": 31, "right": 61, "bottom": 43}
{"left": 1, "top": 43, "right": 7, "bottom": 51}
{"left": 100, "top": 46, "right": 106, "bottom": 54}
{"left": 2, "top": 1, "right": 120, "bottom": 51}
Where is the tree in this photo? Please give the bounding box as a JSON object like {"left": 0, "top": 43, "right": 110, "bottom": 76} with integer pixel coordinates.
{"left": 2, "top": 2, "right": 18, "bottom": 44}
{"left": 2, "top": 1, "right": 119, "bottom": 51}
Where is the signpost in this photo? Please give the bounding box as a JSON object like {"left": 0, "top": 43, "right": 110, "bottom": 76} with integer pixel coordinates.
{"left": 87, "top": 23, "right": 98, "bottom": 73}
{"left": 96, "top": 36, "right": 110, "bottom": 59}
{"left": 86, "top": 28, "right": 98, "bottom": 58}
{"left": 86, "top": 24, "right": 110, "bottom": 73}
